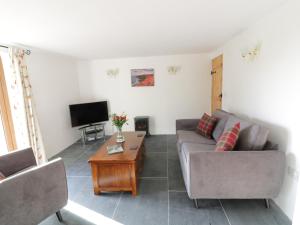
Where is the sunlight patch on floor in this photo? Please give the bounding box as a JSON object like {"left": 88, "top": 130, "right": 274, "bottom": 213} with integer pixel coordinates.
{"left": 65, "top": 200, "right": 123, "bottom": 225}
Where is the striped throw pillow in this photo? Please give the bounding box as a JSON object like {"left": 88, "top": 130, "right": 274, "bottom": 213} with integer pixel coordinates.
{"left": 215, "top": 122, "right": 240, "bottom": 152}
{"left": 197, "top": 113, "right": 218, "bottom": 139}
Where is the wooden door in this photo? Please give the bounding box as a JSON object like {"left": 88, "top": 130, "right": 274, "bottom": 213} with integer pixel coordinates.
{"left": 211, "top": 55, "right": 223, "bottom": 113}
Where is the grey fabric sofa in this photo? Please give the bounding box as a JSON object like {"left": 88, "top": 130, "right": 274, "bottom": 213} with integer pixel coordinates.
{"left": 0, "top": 148, "right": 68, "bottom": 225}
{"left": 176, "top": 110, "right": 285, "bottom": 208}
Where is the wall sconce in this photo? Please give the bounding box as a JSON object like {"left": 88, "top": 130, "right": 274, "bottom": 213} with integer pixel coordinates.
{"left": 241, "top": 42, "right": 262, "bottom": 62}
{"left": 106, "top": 68, "right": 119, "bottom": 77}
{"left": 167, "top": 66, "right": 181, "bottom": 75}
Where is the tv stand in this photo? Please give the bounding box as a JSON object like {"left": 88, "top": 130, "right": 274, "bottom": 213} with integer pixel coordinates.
{"left": 79, "top": 123, "right": 106, "bottom": 144}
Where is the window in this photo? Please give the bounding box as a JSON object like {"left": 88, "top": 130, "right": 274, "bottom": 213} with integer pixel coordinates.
{"left": 0, "top": 56, "right": 17, "bottom": 152}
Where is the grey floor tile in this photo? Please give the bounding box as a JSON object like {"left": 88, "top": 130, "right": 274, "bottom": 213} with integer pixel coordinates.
{"left": 67, "top": 176, "right": 121, "bottom": 218}
{"left": 61, "top": 157, "right": 79, "bottom": 169}
{"left": 169, "top": 192, "right": 229, "bottom": 225}
{"left": 141, "top": 152, "right": 167, "bottom": 177}
{"left": 57, "top": 143, "right": 90, "bottom": 159}
{"left": 221, "top": 199, "right": 291, "bottom": 225}
{"left": 39, "top": 205, "right": 123, "bottom": 225}
{"left": 167, "top": 135, "right": 177, "bottom": 145}
{"left": 86, "top": 139, "right": 106, "bottom": 153}
{"left": 39, "top": 209, "right": 95, "bottom": 225}
{"left": 66, "top": 154, "right": 91, "bottom": 176}
{"left": 67, "top": 176, "right": 89, "bottom": 199}
{"left": 40, "top": 177, "right": 122, "bottom": 225}
{"left": 270, "top": 201, "right": 292, "bottom": 225}
{"left": 59, "top": 138, "right": 105, "bottom": 156}
{"left": 167, "top": 143, "right": 177, "bottom": 153}
{"left": 114, "top": 179, "right": 168, "bottom": 225}
{"left": 167, "top": 135, "right": 177, "bottom": 154}
{"left": 78, "top": 151, "right": 94, "bottom": 161}
{"left": 168, "top": 153, "right": 185, "bottom": 191}
{"left": 145, "top": 135, "right": 167, "bottom": 152}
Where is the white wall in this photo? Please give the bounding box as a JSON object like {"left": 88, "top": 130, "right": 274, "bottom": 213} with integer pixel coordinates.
{"left": 293, "top": 183, "right": 300, "bottom": 225}
{"left": 77, "top": 54, "right": 211, "bottom": 135}
{"left": 27, "top": 50, "right": 80, "bottom": 158}
{"left": 211, "top": 0, "right": 300, "bottom": 219}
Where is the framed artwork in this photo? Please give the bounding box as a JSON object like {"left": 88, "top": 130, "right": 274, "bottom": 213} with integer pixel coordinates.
{"left": 131, "top": 68, "right": 154, "bottom": 87}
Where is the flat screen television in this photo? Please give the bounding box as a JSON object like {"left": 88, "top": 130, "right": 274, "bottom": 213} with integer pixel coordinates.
{"left": 69, "top": 101, "right": 109, "bottom": 127}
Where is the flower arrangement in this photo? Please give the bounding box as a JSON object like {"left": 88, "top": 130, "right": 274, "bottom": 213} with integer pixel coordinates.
{"left": 111, "top": 113, "right": 128, "bottom": 143}
{"left": 111, "top": 113, "right": 128, "bottom": 130}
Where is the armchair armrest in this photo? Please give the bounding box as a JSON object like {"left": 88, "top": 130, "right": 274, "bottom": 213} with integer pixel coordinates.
{"left": 186, "top": 150, "right": 285, "bottom": 199}
{"left": 176, "top": 119, "right": 199, "bottom": 131}
{"left": 0, "top": 148, "right": 37, "bottom": 177}
{"left": 0, "top": 158, "right": 68, "bottom": 225}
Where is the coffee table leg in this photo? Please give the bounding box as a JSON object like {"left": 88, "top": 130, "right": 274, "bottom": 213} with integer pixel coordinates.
{"left": 130, "top": 164, "right": 137, "bottom": 196}
{"left": 91, "top": 164, "right": 101, "bottom": 195}
{"left": 93, "top": 187, "right": 101, "bottom": 195}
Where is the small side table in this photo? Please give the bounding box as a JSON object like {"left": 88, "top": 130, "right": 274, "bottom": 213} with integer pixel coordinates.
{"left": 134, "top": 116, "right": 150, "bottom": 136}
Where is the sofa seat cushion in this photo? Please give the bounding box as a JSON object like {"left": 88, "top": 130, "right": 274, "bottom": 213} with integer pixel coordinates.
{"left": 181, "top": 143, "right": 216, "bottom": 163}
{"left": 177, "top": 130, "right": 216, "bottom": 147}
{"left": 224, "top": 115, "right": 269, "bottom": 150}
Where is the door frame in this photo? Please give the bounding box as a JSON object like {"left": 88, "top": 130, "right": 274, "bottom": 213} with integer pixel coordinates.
{"left": 0, "top": 56, "right": 17, "bottom": 151}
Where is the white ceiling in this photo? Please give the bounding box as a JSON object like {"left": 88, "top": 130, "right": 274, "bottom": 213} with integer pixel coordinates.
{"left": 0, "top": 0, "right": 286, "bottom": 59}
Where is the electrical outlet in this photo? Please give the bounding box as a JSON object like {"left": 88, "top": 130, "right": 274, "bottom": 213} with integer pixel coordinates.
{"left": 287, "top": 166, "right": 299, "bottom": 181}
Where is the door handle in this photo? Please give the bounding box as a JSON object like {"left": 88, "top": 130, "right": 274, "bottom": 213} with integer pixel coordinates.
{"left": 211, "top": 70, "right": 216, "bottom": 75}
{"left": 219, "top": 93, "right": 223, "bottom": 99}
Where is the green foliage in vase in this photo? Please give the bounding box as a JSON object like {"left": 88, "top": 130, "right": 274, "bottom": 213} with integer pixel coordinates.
{"left": 111, "top": 113, "right": 128, "bottom": 129}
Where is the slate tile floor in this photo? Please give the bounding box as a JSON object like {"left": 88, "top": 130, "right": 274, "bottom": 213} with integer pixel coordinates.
{"left": 39, "top": 135, "right": 291, "bottom": 225}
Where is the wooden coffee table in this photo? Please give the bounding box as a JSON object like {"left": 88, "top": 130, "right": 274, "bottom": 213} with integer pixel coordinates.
{"left": 88, "top": 131, "right": 145, "bottom": 196}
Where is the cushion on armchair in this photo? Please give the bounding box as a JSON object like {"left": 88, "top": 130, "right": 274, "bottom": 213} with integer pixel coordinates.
{"left": 196, "top": 113, "right": 218, "bottom": 139}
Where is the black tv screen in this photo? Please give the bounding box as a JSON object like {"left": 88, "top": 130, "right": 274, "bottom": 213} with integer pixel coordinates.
{"left": 69, "top": 101, "right": 109, "bottom": 127}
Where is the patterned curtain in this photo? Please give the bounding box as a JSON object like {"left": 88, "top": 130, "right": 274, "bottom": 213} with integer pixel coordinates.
{"left": 9, "top": 48, "right": 47, "bottom": 164}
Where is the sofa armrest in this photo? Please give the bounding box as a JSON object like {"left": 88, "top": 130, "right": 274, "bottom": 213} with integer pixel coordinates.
{"left": 0, "top": 158, "right": 68, "bottom": 225}
{"left": 186, "top": 150, "right": 285, "bottom": 199}
{"left": 0, "top": 148, "right": 37, "bottom": 177}
{"left": 176, "top": 119, "right": 199, "bottom": 131}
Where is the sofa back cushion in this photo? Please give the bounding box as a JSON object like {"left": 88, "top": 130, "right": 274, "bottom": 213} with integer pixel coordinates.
{"left": 224, "top": 115, "right": 269, "bottom": 150}
{"left": 0, "top": 148, "right": 37, "bottom": 177}
{"left": 212, "top": 110, "right": 232, "bottom": 141}
{"left": 263, "top": 140, "right": 279, "bottom": 150}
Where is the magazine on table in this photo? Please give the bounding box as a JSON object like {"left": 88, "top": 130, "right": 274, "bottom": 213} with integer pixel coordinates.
{"left": 107, "top": 144, "right": 124, "bottom": 154}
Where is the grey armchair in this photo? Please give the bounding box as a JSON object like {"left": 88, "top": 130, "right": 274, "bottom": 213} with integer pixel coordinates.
{"left": 0, "top": 148, "right": 68, "bottom": 225}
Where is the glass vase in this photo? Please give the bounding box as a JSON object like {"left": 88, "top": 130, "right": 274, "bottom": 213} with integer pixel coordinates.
{"left": 116, "top": 127, "right": 125, "bottom": 143}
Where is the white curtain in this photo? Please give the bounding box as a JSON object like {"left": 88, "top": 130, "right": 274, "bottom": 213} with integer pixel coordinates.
{"left": 8, "top": 48, "right": 47, "bottom": 164}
